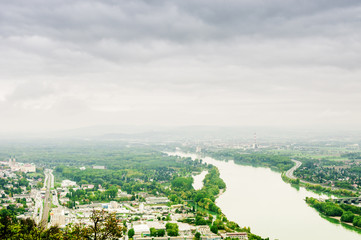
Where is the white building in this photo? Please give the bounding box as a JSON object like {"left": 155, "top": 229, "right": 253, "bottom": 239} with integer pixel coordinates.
{"left": 146, "top": 197, "right": 169, "bottom": 204}
{"left": 92, "top": 166, "right": 106, "bottom": 170}
{"left": 61, "top": 180, "right": 77, "bottom": 188}
{"left": 133, "top": 224, "right": 150, "bottom": 236}
{"left": 20, "top": 164, "right": 36, "bottom": 173}
{"left": 110, "top": 201, "right": 118, "bottom": 209}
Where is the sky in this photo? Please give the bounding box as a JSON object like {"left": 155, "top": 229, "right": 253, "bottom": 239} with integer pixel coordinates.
{"left": 1, "top": 0, "right": 361, "bottom": 134}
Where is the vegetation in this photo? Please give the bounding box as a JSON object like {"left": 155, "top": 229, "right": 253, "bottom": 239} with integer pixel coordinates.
{"left": 165, "top": 223, "right": 179, "bottom": 236}
{"left": 208, "top": 150, "right": 293, "bottom": 172}
{"left": 282, "top": 173, "right": 357, "bottom": 197}
{"left": 150, "top": 227, "right": 165, "bottom": 237}
{"left": 294, "top": 158, "right": 361, "bottom": 190}
{"left": 0, "top": 143, "right": 268, "bottom": 240}
{"left": 0, "top": 209, "right": 123, "bottom": 239}
{"left": 306, "top": 197, "right": 361, "bottom": 229}
{"left": 127, "top": 228, "right": 135, "bottom": 239}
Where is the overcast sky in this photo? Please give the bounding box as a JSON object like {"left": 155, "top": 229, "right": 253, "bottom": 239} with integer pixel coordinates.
{"left": 1, "top": 0, "right": 361, "bottom": 134}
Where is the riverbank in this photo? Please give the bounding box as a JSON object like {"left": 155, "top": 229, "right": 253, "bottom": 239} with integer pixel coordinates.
{"left": 169, "top": 152, "right": 269, "bottom": 240}
{"left": 282, "top": 171, "right": 358, "bottom": 198}
{"left": 170, "top": 151, "right": 361, "bottom": 239}
{"left": 305, "top": 197, "right": 361, "bottom": 233}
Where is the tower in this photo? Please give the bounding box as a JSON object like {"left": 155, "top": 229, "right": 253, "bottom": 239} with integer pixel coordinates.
{"left": 253, "top": 132, "right": 258, "bottom": 149}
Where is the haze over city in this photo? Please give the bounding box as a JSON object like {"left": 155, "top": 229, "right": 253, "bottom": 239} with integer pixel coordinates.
{"left": 3, "top": 1, "right": 361, "bottom": 240}
{"left": 1, "top": 0, "right": 361, "bottom": 135}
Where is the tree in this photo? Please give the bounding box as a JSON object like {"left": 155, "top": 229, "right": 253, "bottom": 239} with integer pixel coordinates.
{"left": 150, "top": 227, "right": 157, "bottom": 237}
{"left": 353, "top": 216, "right": 361, "bottom": 228}
{"left": 157, "top": 229, "right": 165, "bottom": 237}
{"left": 128, "top": 228, "right": 135, "bottom": 239}
{"left": 165, "top": 223, "right": 179, "bottom": 236}
{"left": 195, "top": 232, "right": 201, "bottom": 240}
{"left": 210, "top": 224, "right": 218, "bottom": 234}
{"left": 88, "top": 209, "right": 123, "bottom": 240}
{"left": 341, "top": 211, "right": 355, "bottom": 223}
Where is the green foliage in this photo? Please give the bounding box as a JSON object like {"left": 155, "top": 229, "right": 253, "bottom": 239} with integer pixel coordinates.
{"left": 294, "top": 158, "right": 361, "bottom": 191}
{"left": 353, "top": 216, "right": 361, "bottom": 228}
{"left": 341, "top": 211, "right": 355, "bottom": 223}
{"left": 340, "top": 204, "right": 361, "bottom": 215}
{"left": 305, "top": 197, "right": 343, "bottom": 217}
{"left": 165, "top": 223, "right": 179, "bottom": 236}
{"left": 192, "top": 167, "right": 225, "bottom": 214}
{"left": 341, "top": 152, "right": 361, "bottom": 160}
{"left": 128, "top": 228, "right": 135, "bottom": 238}
{"left": 209, "top": 150, "right": 293, "bottom": 172}
{"left": 171, "top": 177, "right": 194, "bottom": 191}
{"left": 52, "top": 147, "right": 207, "bottom": 204}
{"left": 150, "top": 227, "right": 165, "bottom": 237}
{"left": 303, "top": 184, "right": 357, "bottom": 197}
{"left": 0, "top": 208, "right": 123, "bottom": 240}
{"left": 248, "top": 233, "right": 270, "bottom": 240}
{"left": 195, "top": 214, "right": 209, "bottom": 225}
{"left": 210, "top": 224, "right": 218, "bottom": 234}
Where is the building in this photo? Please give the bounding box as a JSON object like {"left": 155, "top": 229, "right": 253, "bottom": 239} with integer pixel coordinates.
{"left": 81, "top": 184, "right": 94, "bottom": 189}
{"left": 110, "top": 201, "right": 118, "bottom": 209}
{"left": 221, "top": 232, "right": 248, "bottom": 240}
{"left": 201, "top": 236, "right": 222, "bottom": 240}
{"left": 177, "top": 222, "right": 194, "bottom": 236}
{"left": 61, "top": 180, "right": 77, "bottom": 188}
{"left": 146, "top": 221, "right": 166, "bottom": 230}
{"left": 20, "top": 164, "right": 36, "bottom": 173}
{"left": 92, "top": 166, "right": 106, "bottom": 170}
{"left": 146, "top": 197, "right": 169, "bottom": 204}
{"left": 133, "top": 224, "right": 150, "bottom": 237}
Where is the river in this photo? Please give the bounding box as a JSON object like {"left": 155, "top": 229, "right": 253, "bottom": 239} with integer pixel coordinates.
{"left": 192, "top": 170, "right": 208, "bottom": 190}
{"left": 169, "top": 152, "right": 361, "bottom": 240}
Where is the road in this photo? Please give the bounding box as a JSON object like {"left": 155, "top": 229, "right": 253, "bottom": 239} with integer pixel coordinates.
{"left": 285, "top": 159, "right": 302, "bottom": 180}
{"left": 40, "top": 169, "right": 52, "bottom": 229}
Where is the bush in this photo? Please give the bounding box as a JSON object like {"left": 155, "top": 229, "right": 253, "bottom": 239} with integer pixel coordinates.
{"left": 341, "top": 211, "right": 355, "bottom": 223}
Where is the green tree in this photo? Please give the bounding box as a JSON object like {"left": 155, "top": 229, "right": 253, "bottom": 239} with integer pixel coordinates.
{"left": 341, "top": 211, "right": 355, "bottom": 223}
{"left": 157, "top": 229, "right": 165, "bottom": 237}
{"left": 88, "top": 209, "right": 123, "bottom": 240}
{"left": 128, "top": 228, "right": 135, "bottom": 239}
{"left": 165, "top": 223, "right": 179, "bottom": 236}
{"left": 210, "top": 224, "right": 218, "bottom": 234}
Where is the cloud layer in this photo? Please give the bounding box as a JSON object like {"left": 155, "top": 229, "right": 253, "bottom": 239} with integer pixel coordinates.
{"left": 1, "top": 0, "right": 361, "bottom": 133}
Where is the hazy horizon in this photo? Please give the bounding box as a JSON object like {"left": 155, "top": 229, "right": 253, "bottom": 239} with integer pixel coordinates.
{"left": 1, "top": 0, "right": 361, "bottom": 134}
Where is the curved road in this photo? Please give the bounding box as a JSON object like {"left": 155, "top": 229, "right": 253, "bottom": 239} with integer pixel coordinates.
{"left": 285, "top": 159, "right": 302, "bottom": 180}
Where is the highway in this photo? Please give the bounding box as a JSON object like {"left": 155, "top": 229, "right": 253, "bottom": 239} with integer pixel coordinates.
{"left": 40, "top": 169, "right": 52, "bottom": 229}
{"left": 285, "top": 159, "right": 302, "bottom": 180}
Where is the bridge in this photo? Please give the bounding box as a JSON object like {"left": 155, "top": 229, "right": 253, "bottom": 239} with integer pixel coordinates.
{"left": 332, "top": 197, "right": 361, "bottom": 204}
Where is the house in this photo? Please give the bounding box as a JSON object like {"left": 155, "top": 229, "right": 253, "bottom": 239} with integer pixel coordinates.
{"left": 146, "top": 197, "right": 169, "bottom": 204}
{"left": 177, "top": 222, "right": 195, "bottom": 236}
{"left": 221, "top": 232, "right": 248, "bottom": 240}
{"left": 81, "top": 184, "right": 94, "bottom": 190}
{"left": 92, "top": 166, "right": 106, "bottom": 170}
{"left": 133, "top": 223, "right": 150, "bottom": 237}
{"left": 61, "top": 180, "right": 77, "bottom": 188}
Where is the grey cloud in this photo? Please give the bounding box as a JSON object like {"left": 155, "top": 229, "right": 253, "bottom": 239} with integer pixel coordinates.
{"left": 1, "top": 0, "right": 361, "bottom": 42}
{"left": 1, "top": 0, "right": 361, "bottom": 132}
{"left": 5, "top": 80, "right": 55, "bottom": 102}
